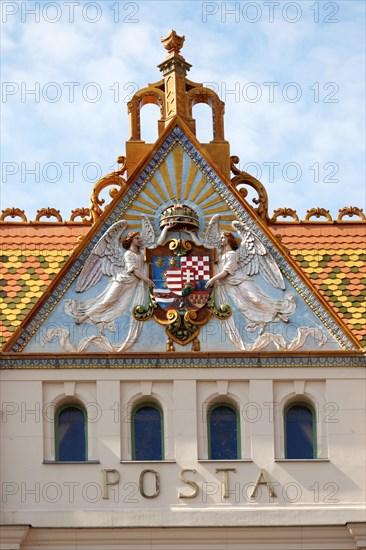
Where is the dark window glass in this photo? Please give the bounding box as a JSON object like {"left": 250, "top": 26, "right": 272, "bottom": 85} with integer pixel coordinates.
{"left": 57, "top": 406, "right": 86, "bottom": 461}
{"left": 285, "top": 405, "right": 315, "bottom": 459}
{"left": 209, "top": 405, "right": 238, "bottom": 460}
{"left": 133, "top": 405, "right": 163, "bottom": 461}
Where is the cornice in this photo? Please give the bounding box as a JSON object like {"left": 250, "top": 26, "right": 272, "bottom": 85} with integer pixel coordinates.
{"left": 1, "top": 350, "right": 365, "bottom": 369}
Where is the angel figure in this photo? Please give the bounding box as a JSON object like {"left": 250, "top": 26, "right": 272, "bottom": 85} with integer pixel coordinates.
{"left": 205, "top": 216, "right": 296, "bottom": 340}
{"left": 64, "top": 216, "right": 170, "bottom": 351}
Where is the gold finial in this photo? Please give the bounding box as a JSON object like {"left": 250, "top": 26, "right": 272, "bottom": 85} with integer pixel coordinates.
{"left": 160, "top": 30, "right": 185, "bottom": 55}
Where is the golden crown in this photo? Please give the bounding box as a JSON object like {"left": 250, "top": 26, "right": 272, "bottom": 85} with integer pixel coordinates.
{"left": 159, "top": 203, "right": 199, "bottom": 231}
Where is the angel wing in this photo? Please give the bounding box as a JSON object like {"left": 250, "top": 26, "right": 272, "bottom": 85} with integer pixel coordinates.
{"left": 75, "top": 220, "right": 128, "bottom": 293}
{"left": 204, "top": 214, "right": 221, "bottom": 248}
{"left": 232, "top": 221, "right": 285, "bottom": 290}
{"left": 139, "top": 215, "right": 156, "bottom": 248}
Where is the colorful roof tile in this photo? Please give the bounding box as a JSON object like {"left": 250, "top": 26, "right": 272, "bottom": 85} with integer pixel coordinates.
{"left": 270, "top": 223, "right": 366, "bottom": 348}
{"left": 0, "top": 224, "right": 90, "bottom": 347}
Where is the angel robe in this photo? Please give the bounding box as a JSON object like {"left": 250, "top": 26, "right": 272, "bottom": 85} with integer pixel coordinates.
{"left": 65, "top": 250, "right": 147, "bottom": 350}
{"left": 216, "top": 250, "right": 296, "bottom": 331}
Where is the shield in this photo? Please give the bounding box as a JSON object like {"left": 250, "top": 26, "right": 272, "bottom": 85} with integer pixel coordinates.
{"left": 152, "top": 254, "right": 211, "bottom": 311}
{"left": 135, "top": 239, "right": 230, "bottom": 349}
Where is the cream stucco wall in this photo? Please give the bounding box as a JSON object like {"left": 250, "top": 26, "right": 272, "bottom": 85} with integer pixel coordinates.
{"left": 1, "top": 366, "right": 365, "bottom": 536}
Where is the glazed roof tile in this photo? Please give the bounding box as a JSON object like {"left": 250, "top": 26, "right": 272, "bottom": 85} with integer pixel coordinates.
{"left": 1, "top": 220, "right": 365, "bottom": 349}
{"left": 0, "top": 223, "right": 90, "bottom": 347}
{"left": 270, "top": 222, "right": 366, "bottom": 348}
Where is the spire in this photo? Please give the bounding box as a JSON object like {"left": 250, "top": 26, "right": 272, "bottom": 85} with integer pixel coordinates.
{"left": 157, "top": 30, "right": 192, "bottom": 125}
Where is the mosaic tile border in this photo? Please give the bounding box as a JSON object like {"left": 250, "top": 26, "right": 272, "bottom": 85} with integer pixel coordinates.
{"left": 1, "top": 354, "right": 365, "bottom": 369}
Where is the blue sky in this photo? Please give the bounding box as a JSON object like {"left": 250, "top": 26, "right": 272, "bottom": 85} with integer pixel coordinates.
{"left": 1, "top": 0, "right": 365, "bottom": 220}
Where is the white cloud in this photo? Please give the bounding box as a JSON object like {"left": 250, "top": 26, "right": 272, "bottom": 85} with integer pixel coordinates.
{"left": 1, "top": 0, "right": 365, "bottom": 220}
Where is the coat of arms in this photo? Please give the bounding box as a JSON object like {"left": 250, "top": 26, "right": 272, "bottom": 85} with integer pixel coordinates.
{"left": 133, "top": 204, "right": 230, "bottom": 350}
{"left": 152, "top": 253, "right": 211, "bottom": 310}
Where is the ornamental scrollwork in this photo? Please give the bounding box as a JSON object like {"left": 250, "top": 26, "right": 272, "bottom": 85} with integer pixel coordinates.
{"left": 88, "top": 156, "right": 127, "bottom": 224}
{"left": 270, "top": 208, "right": 299, "bottom": 223}
{"left": 0, "top": 208, "right": 28, "bottom": 223}
{"left": 337, "top": 206, "right": 366, "bottom": 221}
{"left": 206, "top": 295, "right": 232, "bottom": 320}
{"left": 34, "top": 208, "right": 63, "bottom": 222}
{"left": 69, "top": 208, "right": 92, "bottom": 223}
{"left": 133, "top": 293, "right": 158, "bottom": 321}
{"left": 304, "top": 208, "right": 332, "bottom": 222}
{"left": 230, "top": 155, "right": 269, "bottom": 222}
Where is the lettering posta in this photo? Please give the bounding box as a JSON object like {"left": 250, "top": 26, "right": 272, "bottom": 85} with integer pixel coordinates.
{"left": 101, "top": 467, "right": 277, "bottom": 501}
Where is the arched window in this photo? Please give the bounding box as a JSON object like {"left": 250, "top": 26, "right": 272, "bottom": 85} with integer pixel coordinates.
{"left": 285, "top": 403, "right": 316, "bottom": 459}
{"left": 208, "top": 404, "right": 239, "bottom": 460}
{"left": 132, "top": 404, "right": 163, "bottom": 461}
{"left": 55, "top": 405, "right": 87, "bottom": 461}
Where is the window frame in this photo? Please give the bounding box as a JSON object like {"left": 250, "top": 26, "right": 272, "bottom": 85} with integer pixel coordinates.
{"left": 131, "top": 402, "right": 164, "bottom": 461}
{"left": 55, "top": 403, "right": 88, "bottom": 462}
{"left": 207, "top": 402, "right": 240, "bottom": 460}
{"left": 284, "top": 401, "right": 317, "bottom": 459}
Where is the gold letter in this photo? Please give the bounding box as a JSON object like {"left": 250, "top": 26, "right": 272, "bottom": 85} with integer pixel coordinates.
{"left": 101, "top": 469, "right": 120, "bottom": 499}
{"left": 178, "top": 469, "right": 199, "bottom": 499}
{"left": 139, "top": 469, "right": 160, "bottom": 499}
{"left": 215, "top": 468, "right": 236, "bottom": 499}
{"left": 250, "top": 468, "right": 277, "bottom": 499}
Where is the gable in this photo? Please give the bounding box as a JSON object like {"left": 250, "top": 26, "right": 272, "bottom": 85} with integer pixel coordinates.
{"left": 4, "top": 124, "right": 359, "bottom": 355}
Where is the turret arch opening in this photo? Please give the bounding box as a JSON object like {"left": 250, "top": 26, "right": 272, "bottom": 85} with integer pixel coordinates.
{"left": 192, "top": 102, "right": 214, "bottom": 143}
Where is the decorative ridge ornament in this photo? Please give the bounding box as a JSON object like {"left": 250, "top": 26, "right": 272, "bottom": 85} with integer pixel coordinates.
{"left": 305, "top": 207, "right": 332, "bottom": 222}
{"left": 35, "top": 207, "right": 62, "bottom": 223}
{"left": 1, "top": 207, "right": 365, "bottom": 225}
{"left": 161, "top": 30, "right": 185, "bottom": 56}
{"left": 0, "top": 208, "right": 28, "bottom": 223}
{"left": 230, "top": 156, "right": 269, "bottom": 222}
{"left": 2, "top": 207, "right": 366, "bottom": 225}
{"left": 337, "top": 206, "right": 366, "bottom": 221}
{"left": 270, "top": 208, "right": 299, "bottom": 223}
{"left": 87, "top": 156, "right": 127, "bottom": 223}
{"left": 69, "top": 208, "right": 91, "bottom": 223}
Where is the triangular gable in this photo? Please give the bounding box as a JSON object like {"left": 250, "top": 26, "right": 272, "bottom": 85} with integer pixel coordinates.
{"left": 5, "top": 120, "right": 358, "bottom": 354}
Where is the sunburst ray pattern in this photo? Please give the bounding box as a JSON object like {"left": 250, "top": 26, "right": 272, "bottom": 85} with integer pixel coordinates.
{"left": 123, "top": 143, "right": 235, "bottom": 237}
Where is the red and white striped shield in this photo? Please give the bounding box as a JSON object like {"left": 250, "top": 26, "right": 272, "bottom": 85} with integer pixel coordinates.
{"left": 166, "top": 256, "right": 210, "bottom": 296}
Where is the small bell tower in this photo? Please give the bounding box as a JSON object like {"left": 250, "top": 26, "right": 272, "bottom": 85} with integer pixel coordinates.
{"left": 125, "top": 30, "right": 230, "bottom": 178}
